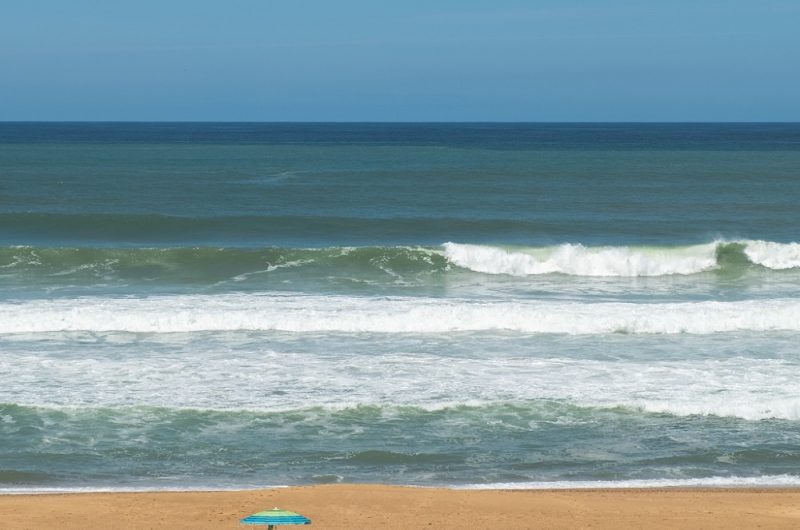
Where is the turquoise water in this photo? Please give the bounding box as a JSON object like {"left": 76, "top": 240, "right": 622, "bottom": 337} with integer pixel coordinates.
{"left": 1, "top": 123, "right": 799, "bottom": 490}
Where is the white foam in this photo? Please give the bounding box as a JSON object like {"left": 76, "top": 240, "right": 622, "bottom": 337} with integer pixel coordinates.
{"left": 443, "top": 242, "right": 720, "bottom": 276}
{"left": 458, "top": 475, "right": 800, "bottom": 490}
{"left": 443, "top": 240, "right": 800, "bottom": 276}
{"left": 3, "top": 336, "right": 800, "bottom": 420}
{"left": 743, "top": 240, "right": 800, "bottom": 269}
{"left": 2, "top": 293, "right": 799, "bottom": 335}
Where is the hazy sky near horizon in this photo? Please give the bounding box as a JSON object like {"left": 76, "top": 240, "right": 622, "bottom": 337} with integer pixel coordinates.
{"left": 2, "top": 1, "right": 799, "bottom": 121}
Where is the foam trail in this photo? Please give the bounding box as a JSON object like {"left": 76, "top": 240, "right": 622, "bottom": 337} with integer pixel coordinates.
{"left": 443, "top": 242, "right": 720, "bottom": 276}
{"left": 2, "top": 294, "right": 800, "bottom": 334}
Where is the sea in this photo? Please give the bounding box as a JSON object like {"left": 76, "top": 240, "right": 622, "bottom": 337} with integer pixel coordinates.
{"left": 1, "top": 122, "right": 800, "bottom": 492}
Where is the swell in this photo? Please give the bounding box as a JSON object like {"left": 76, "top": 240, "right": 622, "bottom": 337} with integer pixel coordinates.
{"left": 2, "top": 294, "right": 800, "bottom": 334}
{"left": 0, "top": 212, "right": 546, "bottom": 246}
{"left": 0, "top": 245, "right": 448, "bottom": 285}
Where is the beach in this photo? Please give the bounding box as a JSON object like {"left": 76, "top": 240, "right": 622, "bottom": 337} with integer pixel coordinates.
{"left": 3, "top": 485, "right": 800, "bottom": 529}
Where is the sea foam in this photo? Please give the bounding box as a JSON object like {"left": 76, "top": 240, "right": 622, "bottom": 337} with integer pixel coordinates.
{"left": 442, "top": 240, "right": 800, "bottom": 276}
{"left": 2, "top": 294, "right": 800, "bottom": 335}
{"left": 742, "top": 240, "right": 800, "bottom": 269}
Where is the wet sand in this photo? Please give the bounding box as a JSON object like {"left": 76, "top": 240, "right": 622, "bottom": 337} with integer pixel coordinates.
{"left": 2, "top": 485, "right": 800, "bottom": 529}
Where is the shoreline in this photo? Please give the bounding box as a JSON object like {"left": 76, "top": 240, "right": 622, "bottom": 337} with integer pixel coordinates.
{"left": 2, "top": 485, "right": 800, "bottom": 529}
{"left": 4, "top": 474, "right": 800, "bottom": 494}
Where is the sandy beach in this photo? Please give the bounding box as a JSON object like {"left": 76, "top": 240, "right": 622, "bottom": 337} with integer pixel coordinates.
{"left": 2, "top": 485, "right": 800, "bottom": 529}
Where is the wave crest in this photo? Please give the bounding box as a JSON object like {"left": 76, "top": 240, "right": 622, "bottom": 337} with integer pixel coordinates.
{"left": 743, "top": 240, "right": 800, "bottom": 269}
{"left": 443, "top": 240, "right": 800, "bottom": 277}
{"left": 1, "top": 240, "right": 798, "bottom": 284}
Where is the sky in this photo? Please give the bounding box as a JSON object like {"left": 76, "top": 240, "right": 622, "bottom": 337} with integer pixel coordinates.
{"left": 1, "top": 1, "right": 799, "bottom": 121}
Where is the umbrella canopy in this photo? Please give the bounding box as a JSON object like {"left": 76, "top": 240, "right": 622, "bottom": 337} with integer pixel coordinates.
{"left": 241, "top": 508, "right": 311, "bottom": 527}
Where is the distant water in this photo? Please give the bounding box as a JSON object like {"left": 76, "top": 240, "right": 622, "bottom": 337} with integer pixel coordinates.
{"left": 2, "top": 123, "right": 800, "bottom": 491}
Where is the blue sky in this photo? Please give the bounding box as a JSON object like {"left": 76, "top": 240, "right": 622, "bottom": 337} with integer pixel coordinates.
{"left": 1, "top": 1, "right": 798, "bottom": 121}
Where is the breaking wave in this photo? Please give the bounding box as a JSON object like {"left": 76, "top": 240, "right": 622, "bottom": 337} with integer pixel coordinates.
{"left": 443, "top": 240, "right": 800, "bottom": 276}
{"left": 1, "top": 239, "right": 797, "bottom": 285}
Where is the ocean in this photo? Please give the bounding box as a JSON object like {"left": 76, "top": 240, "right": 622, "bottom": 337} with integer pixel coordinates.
{"left": 1, "top": 122, "right": 799, "bottom": 492}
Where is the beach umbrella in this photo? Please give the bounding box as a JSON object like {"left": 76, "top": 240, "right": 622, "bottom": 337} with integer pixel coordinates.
{"left": 240, "top": 507, "right": 311, "bottom": 528}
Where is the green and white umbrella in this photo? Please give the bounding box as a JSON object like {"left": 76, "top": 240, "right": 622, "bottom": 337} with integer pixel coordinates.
{"left": 240, "top": 507, "right": 311, "bottom": 528}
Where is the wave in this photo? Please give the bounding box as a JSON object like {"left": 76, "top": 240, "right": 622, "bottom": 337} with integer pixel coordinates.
{"left": 0, "top": 400, "right": 794, "bottom": 432}
{"left": 2, "top": 294, "right": 799, "bottom": 335}
{"left": 443, "top": 240, "right": 800, "bottom": 276}
{"left": 3, "top": 400, "right": 797, "bottom": 489}
{"left": 0, "top": 245, "right": 448, "bottom": 285}
{"left": 0, "top": 400, "right": 796, "bottom": 491}
{"left": 1, "top": 239, "right": 798, "bottom": 285}
{"left": 741, "top": 240, "right": 800, "bottom": 270}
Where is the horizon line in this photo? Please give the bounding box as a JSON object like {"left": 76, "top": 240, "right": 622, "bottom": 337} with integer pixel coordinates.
{"left": 2, "top": 120, "right": 800, "bottom": 124}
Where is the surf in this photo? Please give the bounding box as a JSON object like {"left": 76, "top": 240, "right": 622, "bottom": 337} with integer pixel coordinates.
{"left": 2, "top": 240, "right": 799, "bottom": 287}
{"left": 443, "top": 240, "right": 800, "bottom": 277}
{"left": 2, "top": 293, "right": 800, "bottom": 334}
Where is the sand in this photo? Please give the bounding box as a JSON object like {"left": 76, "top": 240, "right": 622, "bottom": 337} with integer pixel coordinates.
{"left": 2, "top": 485, "right": 800, "bottom": 529}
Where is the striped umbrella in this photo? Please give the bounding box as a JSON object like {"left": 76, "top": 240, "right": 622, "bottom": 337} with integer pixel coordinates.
{"left": 240, "top": 507, "right": 311, "bottom": 528}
